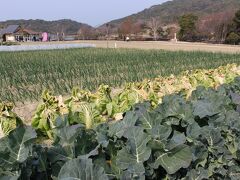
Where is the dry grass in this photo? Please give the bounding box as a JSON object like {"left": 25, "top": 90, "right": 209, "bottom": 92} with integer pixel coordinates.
{"left": 22, "top": 40, "right": 240, "bottom": 53}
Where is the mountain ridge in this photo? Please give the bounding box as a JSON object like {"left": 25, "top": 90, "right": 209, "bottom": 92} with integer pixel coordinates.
{"left": 0, "top": 19, "right": 93, "bottom": 34}
{"left": 106, "top": 0, "right": 240, "bottom": 27}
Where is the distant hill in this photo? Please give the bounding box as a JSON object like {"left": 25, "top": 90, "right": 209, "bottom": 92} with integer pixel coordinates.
{"left": 0, "top": 19, "right": 93, "bottom": 34}
{"left": 106, "top": 0, "right": 240, "bottom": 27}
{"left": 1, "top": 0, "right": 240, "bottom": 37}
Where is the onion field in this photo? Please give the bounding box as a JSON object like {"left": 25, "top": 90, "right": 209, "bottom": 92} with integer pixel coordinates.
{"left": 0, "top": 48, "right": 240, "bottom": 103}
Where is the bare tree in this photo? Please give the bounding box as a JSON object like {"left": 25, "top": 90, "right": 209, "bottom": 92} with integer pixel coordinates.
{"left": 197, "top": 10, "right": 235, "bottom": 42}
{"left": 77, "top": 26, "right": 93, "bottom": 40}
{"left": 146, "top": 17, "right": 162, "bottom": 41}
{"left": 132, "top": 22, "right": 144, "bottom": 35}
{"left": 119, "top": 18, "right": 133, "bottom": 36}
{"left": 77, "top": 28, "right": 82, "bottom": 40}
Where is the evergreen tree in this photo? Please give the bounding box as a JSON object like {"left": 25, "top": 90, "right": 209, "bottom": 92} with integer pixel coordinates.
{"left": 225, "top": 9, "right": 240, "bottom": 44}
{"left": 178, "top": 14, "right": 198, "bottom": 41}
{"left": 225, "top": 32, "right": 240, "bottom": 45}
{"left": 233, "top": 9, "right": 240, "bottom": 32}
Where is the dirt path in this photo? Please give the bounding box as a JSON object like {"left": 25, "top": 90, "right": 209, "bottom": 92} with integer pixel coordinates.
{"left": 14, "top": 102, "right": 38, "bottom": 124}
{"left": 22, "top": 40, "right": 240, "bottom": 53}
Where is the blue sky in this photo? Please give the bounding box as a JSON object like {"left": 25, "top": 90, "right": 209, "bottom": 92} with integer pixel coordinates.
{"left": 0, "top": 0, "right": 167, "bottom": 26}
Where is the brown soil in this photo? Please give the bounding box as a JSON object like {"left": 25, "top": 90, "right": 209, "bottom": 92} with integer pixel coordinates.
{"left": 13, "top": 102, "right": 38, "bottom": 125}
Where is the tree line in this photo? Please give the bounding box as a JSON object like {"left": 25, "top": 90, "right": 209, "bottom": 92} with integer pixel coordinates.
{"left": 178, "top": 9, "right": 240, "bottom": 44}
{"left": 74, "top": 9, "right": 240, "bottom": 45}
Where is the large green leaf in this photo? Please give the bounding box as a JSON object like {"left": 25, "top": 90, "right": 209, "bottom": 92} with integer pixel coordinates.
{"left": 190, "top": 142, "right": 208, "bottom": 168}
{"left": 157, "top": 95, "right": 186, "bottom": 118}
{"left": 0, "top": 126, "right": 36, "bottom": 166}
{"left": 134, "top": 105, "right": 171, "bottom": 141}
{"left": 116, "top": 127, "right": 151, "bottom": 177}
{"left": 165, "top": 131, "right": 186, "bottom": 150}
{"left": 156, "top": 95, "right": 194, "bottom": 126}
{"left": 153, "top": 144, "right": 192, "bottom": 174}
{"left": 193, "top": 100, "right": 220, "bottom": 118}
{"left": 223, "top": 110, "right": 240, "bottom": 131}
{"left": 186, "top": 122, "right": 201, "bottom": 141}
{"left": 95, "top": 123, "right": 109, "bottom": 147}
{"left": 49, "top": 124, "right": 83, "bottom": 163}
{"left": 192, "top": 88, "right": 231, "bottom": 119}
{"left": 48, "top": 126, "right": 98, "bottom": 177}
{"left": 135, "top": 104, "right": 157, "bottom": 130}
{"left": 54, "top": 124, "right": 82, "bottom": 146}
{"left": 201, "top": 127, "right": 224, "bottom": 148}
{"left": 58, "top": 158, "right": 108, "bottom": 180}
{"left": 48, "top": 145, "right": 73, "bottom": 178}
{"left": 151, "top": 124, "right": 172, "bottom": 141}
{"left": 108, "top": 111, "right": 138, "bottom": 138}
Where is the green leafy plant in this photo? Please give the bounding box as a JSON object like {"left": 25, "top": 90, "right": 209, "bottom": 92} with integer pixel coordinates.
{"left": 31, "top": 90, "right": 68, "bottom": 139}
{"left": 31, "top": 64, "right": 240, "bottom": 138}
{"left": 0, "top": 102, "right": 22, "bottom": 137}
{"left": 0, "top": 125, "right": 37, "bottom": 179}
{"left": 1, "top": 77, "right": 240, "bottom": 179}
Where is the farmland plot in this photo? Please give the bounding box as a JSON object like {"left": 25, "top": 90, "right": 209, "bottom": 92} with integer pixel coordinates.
{"left": 1, "top": 47, "right": 240, "bottom": 179}
{"left": 0, "top": 48, "right": 240, "bottom": 102}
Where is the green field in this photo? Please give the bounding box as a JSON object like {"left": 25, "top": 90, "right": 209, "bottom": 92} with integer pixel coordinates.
{"left": 1, "top": 48, "right": 240, "bottom": 102}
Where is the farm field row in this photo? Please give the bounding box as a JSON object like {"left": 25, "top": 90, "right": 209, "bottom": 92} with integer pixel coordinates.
{"left": 1, "top": 48, "right": 240, "bottom": 103}
{"left": 1, "top": 63, "right": 239, "bottom": 134}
